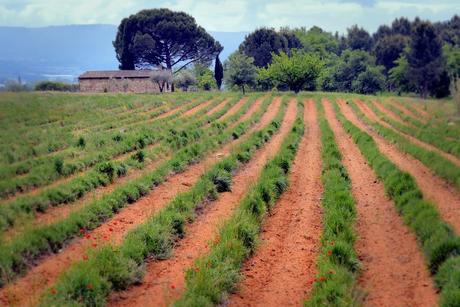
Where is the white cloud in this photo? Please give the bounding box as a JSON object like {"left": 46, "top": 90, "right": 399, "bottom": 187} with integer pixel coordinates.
{"left": 0, "top": 0, "right": 458, "bottom": 33}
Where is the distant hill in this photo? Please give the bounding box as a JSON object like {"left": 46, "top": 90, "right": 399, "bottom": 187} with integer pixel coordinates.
{"left": 0, "top": 25, "right": 247, "bottom": 84}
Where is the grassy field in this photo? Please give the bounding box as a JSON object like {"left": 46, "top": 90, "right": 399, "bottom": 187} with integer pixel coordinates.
{"left": 0, "top": 91, "right": 459, "bottom": 306}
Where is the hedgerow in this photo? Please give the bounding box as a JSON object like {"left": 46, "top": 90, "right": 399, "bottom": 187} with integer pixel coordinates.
{"left": 305, "top": 100, "right": 362, "bottom": 306}
{"left": 0, "top": 94, "right": 271, "bottom": 287}
{"left": 175, "top": 99, "right": 303, "bottom": 306}
{"left": 334, "top": 99, "right": 460, "bottom": 307}
{"left": 39, "top": 96, "right": 288, "bottom": 305}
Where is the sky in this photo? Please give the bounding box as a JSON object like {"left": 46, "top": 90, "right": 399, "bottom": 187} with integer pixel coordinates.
{"left": 0, "top": 0, "right": 459, "bottom": 33}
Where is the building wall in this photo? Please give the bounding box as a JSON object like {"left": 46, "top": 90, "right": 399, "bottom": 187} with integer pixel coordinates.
{"left": 79, "top": 78, "right": 170, "bottom": 93}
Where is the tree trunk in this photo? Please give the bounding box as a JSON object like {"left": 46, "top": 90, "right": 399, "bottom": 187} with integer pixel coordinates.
{"left": 241, "top": 85, "right": 245, "bottom": 95}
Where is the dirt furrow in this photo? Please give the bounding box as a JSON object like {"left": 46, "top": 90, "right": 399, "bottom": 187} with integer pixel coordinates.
{"left": 0, "top": 98, "right": 282, "bottom": 307}
{"left": 181, "top": 99, "right": 213, "bottom": 117}
{"left": 339, "top": 99, "right": 460, "bottom": 234}
{"left": 206, "top": 98, "right": 229, "bottom": 116}
{"left": 228, "top": 100, "right": 323, "bottom": 307}
{"left": 108, "top": 100, "right": 298, "bottom": 307}
{"left": 232, "top": 98, "right": 264, "bottom": 126}
{"left": 388, "top": 99, "right": 428, "bottom": 123}
{"left": 325, "top": 99, "right": 438, "bottom": 307}
{"left": 371, "top": 100, "right": 408, "bottom": 126}
{"left": 356, "top": 100, "right": 460, "bottom": 167}
{"left": 218, "top": 97, "right": 248, "bottom": 122}
{"left": 2, "top": 153, "right": 169, "bottom": 241}
{"left": 4, "top": 98, "right": 259, "bottom": 239}
{"left": 0, "top": 101, "right": 201, "bottom": 204}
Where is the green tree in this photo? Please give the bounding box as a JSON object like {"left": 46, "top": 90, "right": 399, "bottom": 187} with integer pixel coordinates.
{"left": 214, "top": 55, "right": 224, "bottom": 90}
{"left": 264, "top": 50, "right": 324, "bottom": 93}
{"left": 293, "top": 26, "right": 340, "bottom": 59}
{"left": 352, "top": 66, "right": 385, "bottom": 94}
{"left": 444, "top": 44, "right": 460, "bottom": 115}
{"left": 198, "top": 70, "right": 217, "bottom": 91}
{"left": 407, "top": 19, "right": 444, "bottom": 98}
{"left": 388, "top": 55, "right": 414, "bottom": 94}
{"left": 374, "top": 34, "right": 409, "bottom": 72}
{"left": 346, "top": 25, "right": 373, "bottom": 51}
{"left": 239, "top": 28, "right": 300, "bottom": 67}
{"left": 113, "top": 9, "right": 222, "bottom": 73}
{"left": 174, "top": 69, "right": 197, "bottom": 91}
{"left": 224, "top": 52, "right": 257, "bottom": 94}
{"left": 150, "top": 70, "right": 173, "bottom": 92}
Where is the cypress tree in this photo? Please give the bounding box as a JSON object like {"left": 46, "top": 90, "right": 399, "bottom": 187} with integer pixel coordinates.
{"left": 214, "top": 54, "right": 224, "bottom": 90}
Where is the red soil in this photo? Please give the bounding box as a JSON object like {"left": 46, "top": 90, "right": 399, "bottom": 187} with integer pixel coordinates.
{"left": 218, "top": 97, "right": 249, "bottom": 122}
{"left": 7, "top": 98, "right": 259, "bottom": 238}
{"left": 356, "top": 100, "right": 460, "bottom": 167}
{"left": 0, "top": 97, "right": 281, "bottom": 307}
{"left": 0, "top": 101, "right": 199, "bottom": 204}
{"left": 326, "top": 99, "right": 438, "bottom": 307}
{"left": 228, "top": 100, "right": 323, "bottom": 307}
{"left": 108, "top": 100, "right": 298, "bottom": 307}
{"left": 372, "top": 100, "right": 409, "bottom": 126}
{"left": 181, "top": 99, "right": 214, "bottom": 118}
{"left": 388, "top": 99, "right": 428, "bottom": 123}
{"left": 232, "top": 98, "right": 264, "bottom": 126}
{"left": 205, "top": 98, "right": 229, "bottom": 116}
{"left": 339, "top": 99, "right": 460, "bottom": 240}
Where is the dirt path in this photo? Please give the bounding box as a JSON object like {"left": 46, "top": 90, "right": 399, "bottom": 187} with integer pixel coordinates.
{"left": 0, "top": 98, "right": 282, "bottom": 307}
{"left": 387, "top": 99, "right": 428, "bottom": 124}
{"left": 324, "top": 99, "right": 438, "bottom": 307}
{"left": 218, "top": 97, "right": 249, "bottom": 122}
{"left": 228, "top": 100, "right": 323, "bottom": 307}
{"left": 231, "top": 98, "right": 264, "bottom": 127}
{"left": 108, "top": 100, "right": 298, "bottom": 307}
{"left": 205, "top": 99, "right": 229, "bottom": 116}
{"left": 371, "top": 100, "right": 409, "bottom": 126}
{"left": 181, "top": 99, "right": 214, "bottom": 118}
{"left": 340, "top": 99, "right": 460, "bottom": 234}
{"left": 356, "top": 100, "right": 460, "bottom": 167}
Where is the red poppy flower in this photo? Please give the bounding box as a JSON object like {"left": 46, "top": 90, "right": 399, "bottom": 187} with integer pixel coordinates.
{"left": 92, "top": 242, "right": 97, "bottom": 248}
{"left": 86, "top": 283, "right": 93, "bottom": 290}
{"left": 319, "top": 276, "right": 327, "bottom": 282}
{"left": 171, "top": 284, "right": 176, "bottom": 289}
{"left": 85, "top": 234, "right": 91, "bottom": 239}
{"left": 109, "top": 228, "right": 113, "bottom": 232}
{"left": 327, "top": 250, "right": 332, "bottom": 256}
{"left": 50, "top": 288, "right": 58, "bottom": 295}
{"left": 83, "top": 255, "right": 89, "bottom": 261}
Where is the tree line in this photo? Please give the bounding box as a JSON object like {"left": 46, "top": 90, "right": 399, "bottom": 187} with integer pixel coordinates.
{"left": 114, "top": 9, "right": 460, "bottom": 98}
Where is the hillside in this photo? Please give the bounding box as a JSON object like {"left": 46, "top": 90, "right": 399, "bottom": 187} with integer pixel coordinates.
{"left": 0, "top": 25, "right": 247, "bottom": 83}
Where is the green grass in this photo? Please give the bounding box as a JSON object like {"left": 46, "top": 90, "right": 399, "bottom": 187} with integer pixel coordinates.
{"left": 175, "top": 99, "right": 304, "bottom": 306}
{"left": 333, "top": 99, "right": 460, "bottom": 307}
{"left": 304, "top": 100, "right": 361, "bottom": 307}
{"left": 39, "top": 96, "right": 290, "bottom": 306}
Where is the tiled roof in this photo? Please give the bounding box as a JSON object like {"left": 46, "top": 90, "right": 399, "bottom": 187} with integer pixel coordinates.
{"left": 78, "top": 70, "right": 163, "bottom": 79}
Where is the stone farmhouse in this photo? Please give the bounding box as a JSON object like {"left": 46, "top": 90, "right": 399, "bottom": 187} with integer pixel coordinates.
{"left": 78, "top": 69, "right": 172, "bottom": 93}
